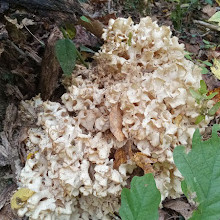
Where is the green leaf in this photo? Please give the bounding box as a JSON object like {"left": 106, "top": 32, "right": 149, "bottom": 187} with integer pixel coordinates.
{"left": 195, "top": 115, "right": 205, "bottom": 124}
{"left": 189, "top": 88, "right": 202, "bottom": 102}
{"left": 201, "top": 67, "right": 209, "bottom": 74}
{"left": 174, "top": 125, "right": 220, "bottom": 220}
{"left": 119, "top": 173, "right": 161, "bottom": 220}
{"left": 55, "top": 39, "right": 77, "bottom": 75}
{"left": 198, "top": 80, "right": 208, "bottom": 95}
{"left": 181, "top": 180, "right": 189, "bottom": 197}
{"left": 206, "top": 92, "right": 218, "bottom": 100}
{"left": 80, "top": 16, "right": 91, "bottom": 23}
{"left": 208, "top": 102, "right": 220, "bottom": 116}
{"left": 80, "top": 45, "right": 95, "bottom": 53}
{"left": 208, "top": 12, "right": 220, "bottom": 26}
{"left": 203, "top": 39, "right": 211, "bottom": 45}
{"left": 205, "top": 0, "right": 213, "bottom": 5}
{"left": 202, "top": 60, "right": 212, "bottom": 67}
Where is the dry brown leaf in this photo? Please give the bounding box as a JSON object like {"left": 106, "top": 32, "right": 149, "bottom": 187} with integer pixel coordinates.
{"left": 158, "top": 209, "right": 169, "bottom": 220}
{"left": 109, "top": 103, "right": 125, "bottom": 142}
{"left": 113, "top": 147, "right": 127, "bottom": 169}
{"left": 133, "top": 152, "right": 157, "bottom": 174}
{"left": 202, "top": 5, "right": 216, "bottom": 17}
{"left": 78, "top": 17, "right": 104, "bottom": 39}
{"left": 163, "top": 199, "right": 194, "bottom": 219}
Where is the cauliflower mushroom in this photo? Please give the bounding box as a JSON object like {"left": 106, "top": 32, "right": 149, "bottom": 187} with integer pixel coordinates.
{"left": 12, "top": 17, "right": 213, "bottom": 219}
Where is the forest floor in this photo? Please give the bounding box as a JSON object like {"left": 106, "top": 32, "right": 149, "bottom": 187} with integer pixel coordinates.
{"left": 0, "top": 0, "right": 220, "bottom": 219}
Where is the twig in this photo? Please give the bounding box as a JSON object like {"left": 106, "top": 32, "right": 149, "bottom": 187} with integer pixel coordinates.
{"left": 193, "top": 20, "right": 220, "bottom": 32}
{"left": 23, "top": 23, "right": 45, "bottom": 46}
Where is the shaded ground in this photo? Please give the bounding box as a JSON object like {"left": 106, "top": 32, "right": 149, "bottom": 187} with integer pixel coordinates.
{"left": 0, "top": 0, "right": 220, "bottom": 219}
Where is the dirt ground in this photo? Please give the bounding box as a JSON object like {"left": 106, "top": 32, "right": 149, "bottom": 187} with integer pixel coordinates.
{"left": 0, "top": 0, "right": 220, "bottom": 219}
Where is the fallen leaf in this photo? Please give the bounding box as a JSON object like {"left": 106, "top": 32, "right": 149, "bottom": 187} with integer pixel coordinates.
{"left": 211, "top": 59, "right": 220, "bottom": 79}
{"left": 11, "top": 188, "right": 35, "bottom": 210}
{"left": 113, "top": 147, "right": 127, "bottom": 169}
{"left": 73, "top": 25, "right": 101, "bottom": 48}
{"left": 109, "top": 103, "right": 125, "bottom": 142}
{"left": 202, "top": 5, "right": 216, "bottom": 17}
{"left": 163, "top": 199, "right": 194, "bottom": 219}
{"left": 208, "top": 11, "right": 220, "bottom": 26}
{"left": 78, "top": 17, "right": 104, "bottom": 38}
{"left": 133, "top": 152, "right": 157, "bottom": 174}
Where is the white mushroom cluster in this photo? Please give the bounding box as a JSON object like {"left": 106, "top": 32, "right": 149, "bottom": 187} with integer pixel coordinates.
{"left": 14, "top": 17, "right": 213, "bottom": 219}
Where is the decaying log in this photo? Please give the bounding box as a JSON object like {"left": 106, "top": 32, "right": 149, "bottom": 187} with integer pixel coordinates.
{"left": 3, "top": 0, "right": 82, "bottom": 23}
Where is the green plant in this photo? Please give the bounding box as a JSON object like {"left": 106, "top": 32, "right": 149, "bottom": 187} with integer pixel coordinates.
{"left": 174, "top": 124, "right": 220, "bottom": 220}
{"left": 189, "top": 80, "right": 220, "bottom": 124}
{"left": 55, "top": 23, "right": 89, "bottom": 76}
{"left": 119, "top": 173, "right": 161, "bottom": 220}
{"left": 170, "top": 0, "right": 212, "bottom": 30}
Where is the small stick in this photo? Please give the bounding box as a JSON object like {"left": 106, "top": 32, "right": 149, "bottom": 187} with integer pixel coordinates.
{"left": 193, "top": 20, "right": 220, "bottom": 32}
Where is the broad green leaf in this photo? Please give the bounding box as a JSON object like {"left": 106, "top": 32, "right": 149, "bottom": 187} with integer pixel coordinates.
{"left": 208, "top": 11, "right": 220, "bottom": 26}
{"left": 205, "top": 92, "right": 218, "bottom": 100}
{"left": 201, "top": 67, "right": 209, "bottom": 74}
{"left": 119, "top": 173, "right": 161, "bottom": 220}
{"left": 80, "top": 16, "right": 91, "bottom": 23}
{"left": 195, "top": 114, "right": 205, "bottom": 124}
{"left": 189, "top": 88, "right": 202, "bottom": 102}
{"left": 208, "top": 102, "right": 220, "bottom": 116}
{"left": 55, "top": 39, "right": 77, "bottom": 75}
{"left": 198, "top": 80, "right": 208, "bottom": 95}
{"left": 174, "top": 125, "right": 220, "bottom": 220}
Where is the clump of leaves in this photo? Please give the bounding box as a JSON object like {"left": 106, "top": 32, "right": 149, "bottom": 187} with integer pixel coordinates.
{"left": 55, "top": 21, "right": 90, "bottom": 76}
{"left": 174, "top": 124, "right": 220, "bottom": 220}
{"left": 189, "top": 80, "right": 220, "bottom": 124}
{"left": 119, "top": 173, "right": 161, "bottom": 220}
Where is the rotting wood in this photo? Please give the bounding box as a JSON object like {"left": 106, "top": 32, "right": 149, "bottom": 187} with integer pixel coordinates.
{"left": 4, "top": 0, "right": 82, "bottom": 23}
{"left": 39, "top": 27, "right": 63, "bottom": 100}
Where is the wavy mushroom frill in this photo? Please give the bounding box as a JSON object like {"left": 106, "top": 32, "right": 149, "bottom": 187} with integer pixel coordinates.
{"left": 14, "top": 17, "right": 213, "bottom": 219}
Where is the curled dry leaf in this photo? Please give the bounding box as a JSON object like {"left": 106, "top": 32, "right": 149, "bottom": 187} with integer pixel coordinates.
{"left": 133, "top": 152, "right": 158, "bottom": 174}
{"left": 127, "top": 141, "right": 157, "bottom": 173}
{"left": 113, "top": 146, "right": 127, "bottom": 170}
{"left": 202, "top": 5, "right": 216, "bottom": 17}
{"left": 109, "top": 103, "right": 125, "bottom": 142}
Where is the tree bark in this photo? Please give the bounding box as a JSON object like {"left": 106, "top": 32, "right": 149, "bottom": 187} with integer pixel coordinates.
{"left": 3, "top": 0, "right": 82, "bottom": 22}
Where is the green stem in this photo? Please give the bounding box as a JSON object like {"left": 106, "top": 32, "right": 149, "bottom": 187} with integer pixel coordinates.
{"left": 76, "top": 49, "right": 89, "bottom": 69}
